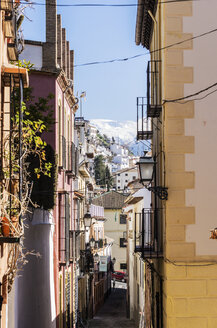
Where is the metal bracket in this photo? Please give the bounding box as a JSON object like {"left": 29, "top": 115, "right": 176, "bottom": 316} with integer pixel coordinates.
{"left": 147, "top": 186, "right": 168, "bottom": 200}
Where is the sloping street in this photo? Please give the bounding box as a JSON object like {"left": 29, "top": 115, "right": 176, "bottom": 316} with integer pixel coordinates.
{"left": 88, "top": 286, "right": 136, "bottom": 328}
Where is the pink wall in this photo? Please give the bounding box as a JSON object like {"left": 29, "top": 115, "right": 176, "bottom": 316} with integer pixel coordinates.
{"left": 28, "top": 71, "right": 76, "bottom": 324}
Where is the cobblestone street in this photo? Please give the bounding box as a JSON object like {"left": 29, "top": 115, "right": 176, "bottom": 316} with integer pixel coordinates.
{"left": 88, "top": 287, "right": 136, "bottom": 328}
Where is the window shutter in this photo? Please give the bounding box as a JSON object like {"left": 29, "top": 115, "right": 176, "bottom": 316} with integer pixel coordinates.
{"left": 59, "top": 193, "right": 66, "bottom": 262}
{"left": 65, "top": 193, "right": 70, "bottom": 264}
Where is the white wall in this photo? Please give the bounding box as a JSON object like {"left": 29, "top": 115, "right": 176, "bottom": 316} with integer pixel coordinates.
{"left": 184, "top": 0, "right": 217, "bottom": 256}
{"left": 15, "top": 209, "right": 56, "bottom": 328}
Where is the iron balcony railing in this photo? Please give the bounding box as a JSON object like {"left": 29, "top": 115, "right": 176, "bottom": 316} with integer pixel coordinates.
{"left": 147, "top": 60, "right": 162, "bottom": 118}
{"left": 0, "top": 72, "right": 24, "bottom": 243}
{"left": 137, "top": 97, "right": 153, "bottom": 140}
{"left": 134, "top": 208, "right": 163, "bottom": 258}
{"left": 67, "top": 141, "right": 75, "bottom": 174}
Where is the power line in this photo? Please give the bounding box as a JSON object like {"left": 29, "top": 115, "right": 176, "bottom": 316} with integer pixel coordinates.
{"left": 74, "top": 27, "right": 217, "bottom": 67}
{"left": 163, "top": 81, "right": 217, "bottom": 104}
{"left": 12, "top": 0, "right": 199, "bottom": 8}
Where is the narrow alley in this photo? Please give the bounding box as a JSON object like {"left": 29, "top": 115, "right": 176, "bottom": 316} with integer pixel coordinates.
{"left": 88, "top": 287, "right": 136, "bottom": 328}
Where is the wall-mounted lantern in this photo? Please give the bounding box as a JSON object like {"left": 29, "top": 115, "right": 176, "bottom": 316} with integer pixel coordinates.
{"left": 83, "top": 212, "right": 92, "bottom": 228}
{"left": 90, "top": 236, "right": 96, "bottom": 248}
{"left": 136, "top": 153, "right": 168, "bottom": 200}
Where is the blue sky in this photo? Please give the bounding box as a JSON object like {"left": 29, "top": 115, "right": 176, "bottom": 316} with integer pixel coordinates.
{"left": 22, "top": 0, "right": 149, "bottom": 122}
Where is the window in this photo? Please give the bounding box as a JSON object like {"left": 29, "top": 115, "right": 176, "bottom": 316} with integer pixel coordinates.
{"left": 118, "top": 187, "right": 120, "bottom": 190}
{"left": 125, "top": 180, "right": 128, "bottom": 183}
{"left": 120, "top": 214, "right": 127, "bottom": 224}
{"left": 120, "top": 238, "right": 126, "bottom": 248}
{"left": 133, "top": 176, "right": 136, "bottom": 180}
{"left": 118, "top": 180, "right": 120, "bottom": 183}
{"left": 118, "top": 174, "right": 120, "bottom": 176}
{"left": 125, "top": 173, "right": 128, "bottom": 176}
{"left": 120, "top": 263, "right": 127, "bottom": 270}
{"left": 59, "top": 193, "right": 70, "bottom": 263}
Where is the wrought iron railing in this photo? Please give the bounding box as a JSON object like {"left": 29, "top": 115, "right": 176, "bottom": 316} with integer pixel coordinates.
{"left": 0, "top": 73, "right": 24, "bottom": 243}
{"left": 134, "top": 208, "right": 163, "bottom": 258}
{"left": 67, "top": 141, "right": 76, "bottom": 174}
{"left": 137, "top": 97, "right": 153, "bottom": 140}
{"left": 147, "top": 60, "right": 162, "bottom": 118}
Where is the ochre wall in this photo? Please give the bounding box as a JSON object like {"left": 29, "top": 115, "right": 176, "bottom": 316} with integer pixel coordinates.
{"left": 161, "top": 1, "right": 217, "bottom": 326}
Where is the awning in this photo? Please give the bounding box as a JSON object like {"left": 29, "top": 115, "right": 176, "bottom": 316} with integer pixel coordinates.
{"left": 1, "top": 63, "right": 29, "bottom": 88}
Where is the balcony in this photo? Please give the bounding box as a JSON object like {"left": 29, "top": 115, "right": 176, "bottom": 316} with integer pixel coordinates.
{"left": 137, "top": 97, "right": 153, "bottom": 140}
{"left": 134, "top": 209, "right": 163, "bottom": 258}
{"left": 1, "top": 0, "right": 20, "bottom": 10}
{"left": 147, "top": 60, "right": 162, "bottom": 118}
{"left": 66, "top": 141, "right": 76, "bottom": 176}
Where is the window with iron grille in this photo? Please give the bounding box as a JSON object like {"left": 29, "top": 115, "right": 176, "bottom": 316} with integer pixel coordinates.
{"left": 75, "top": 147, "right": 79, "bottom": 176}
{"left": 134, "top": 209, "right": 163, "bottom": 258}
{"left": 120, "top": 214, "right": 127, "bottom": 224}
{"left": 120, "top": 238, "right": 126, "bottom": 248}
{"left": 59, "top": 192, "right": 70, "bottom": 264}
{"left": 120, "top": 263, "right": 127, "bottom": 270}
{"left": 71, "top": 142, "right": 76, "bottom": 173}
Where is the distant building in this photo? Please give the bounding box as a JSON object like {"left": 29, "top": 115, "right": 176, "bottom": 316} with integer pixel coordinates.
{"left": 92, "top": 191, "right": 129, "bottom": 272}
{"left": 110, "top": 143, "right": 130, "bottom": 171}
{"left": 113, "top": 167, "right": 138, "bottom": 191}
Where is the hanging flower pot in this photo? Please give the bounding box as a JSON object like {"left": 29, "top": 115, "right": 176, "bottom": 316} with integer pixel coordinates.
{"left": 1, "top": 217, "right": 10, "bottom": 237}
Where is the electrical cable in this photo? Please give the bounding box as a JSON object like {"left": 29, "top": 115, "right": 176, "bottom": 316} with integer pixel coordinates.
{"left": 74, "top": 27, "right": 217, "bottom": 67}
{"left": 165, "top": 258, "right": 217, "bottom": 267}
{"left": 3, "top": 0, "right": 200, "bottom": 8}
{"left": 163, "top": 81, "right": 217, "bottom": 104}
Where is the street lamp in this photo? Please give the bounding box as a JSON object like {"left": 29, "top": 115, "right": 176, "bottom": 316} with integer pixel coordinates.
{"left": 111, "top": 257, "right": 116, "bottom": 265}
{"left": 83, "top": 212, "right": 92, "bottom": 228}
{"left": 136, "top": 153, "right": 168, "bottom": 200}
{"left": 94, "top": 253, "right": 99, "bottom": 262}
{"left": 137, "top": 155, "right": 155, "bottom": 182}
{"left": 89, "top": 236, "right": 96, "bottom": 248}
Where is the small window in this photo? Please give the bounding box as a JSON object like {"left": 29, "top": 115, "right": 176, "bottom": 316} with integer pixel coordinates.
{"left": 120, "top": 238, "right": 126, "bottom": 248}
{"left": 120, "top": 263, "right": 127, "bottom": 270}
{"left": 125, "top": 173, "right": 128, "bottom": 176}
{"left": 125, "top": 180, "right": 128, "bottom": 183}
{"left": 133, "top": 176, "right": 136, "bottom": 180}
{"left": 118, "top": 186, "right": 120, "bottom": 190}
{"left": 118, "top": 180, "right": 120, "bottom": 183}
{"left": 118, "top": 174, "right": 120, "bottom": 176}
{"left": 120, "top": 214, "right": 127, "bottom": 224}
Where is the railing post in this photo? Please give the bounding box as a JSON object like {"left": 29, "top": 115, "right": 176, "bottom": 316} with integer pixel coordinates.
{"left": 134, "top": 213, "right": 137, "bottom": 252}
{"left": 142, "top": 208, "right": 145, "bottom": 259}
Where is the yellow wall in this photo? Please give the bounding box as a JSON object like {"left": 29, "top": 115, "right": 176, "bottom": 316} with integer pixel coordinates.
{"left": 159, "top": 1, "right": 217, "bottom": 326}
{"left": 104, "top": 208, "right": 126, "bottom": 271}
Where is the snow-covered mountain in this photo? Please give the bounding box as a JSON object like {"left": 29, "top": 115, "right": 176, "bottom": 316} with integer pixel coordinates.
{"left": 90, "top": 119, "right": 149, "bottom": 156}
{"left": 90, "top": 119, "right": 136, "bottom": 143}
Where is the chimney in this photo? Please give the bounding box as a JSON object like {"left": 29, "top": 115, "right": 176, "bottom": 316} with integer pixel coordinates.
{"left": 67, "top": 41, "right": 70, "bottom": 79}
{"left": 57, "top": 15, "right": 62, "bottom": 68}
{"left": 42, "top": 0, "right": 57, "bottom": 70}
{"left": 62, "top": 28, "right": 66, "bottom": 74}
{"left": 70, "top": 50, "right": 74, "bottom": 83}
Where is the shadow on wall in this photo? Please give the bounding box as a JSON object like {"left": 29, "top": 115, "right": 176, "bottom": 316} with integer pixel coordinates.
{"left": 15, "top": 210, "right": 56, "bottom": 328}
